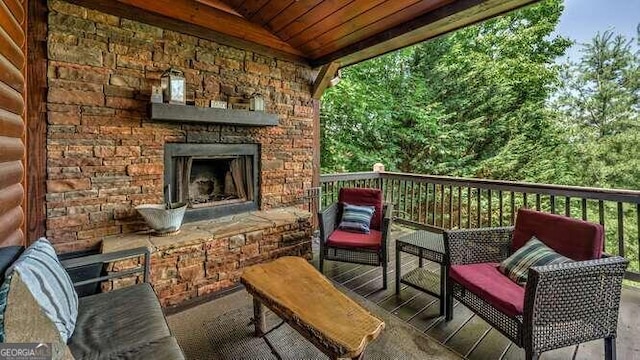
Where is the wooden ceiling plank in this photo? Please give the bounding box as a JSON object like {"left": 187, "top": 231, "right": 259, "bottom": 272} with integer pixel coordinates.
{"left": 194, "top": 0, "right": 242, "bottom": 16}
{"left": 311, "top": 62, "right": 340, "bottom": 99}
{"left": 287, "top": 0, "right": 388, "bottom": 49}
{"left": 3, "top": 0, "right": 24, "bottom": 25}
{"left": 275, "top": 0, "right": 353, "bottom": 42}
{"left": 311, "top": 0, "right": 538, "bottom": 67}
{"left": 268, "top": 0, "right": 324, "bottom": 34}
{"left": 233, "top": 0, "right": 270, "bottom": 19}
{"left": 67, "top": 0, "right": 306, "bottom": 60}
{"left": 296, "top": 0, "right": 430, "bottom": 53}
{"left": 0, "top": 1, "right": 24, "bottom": 46}
{"left": 307, "top": 0, "right": 449, "bottom": 56}
{"left": 249, "top": 0, "right": 295, "bottom": 27}
{"left": 114, "top": 0, "right": 304, "bottom": 56}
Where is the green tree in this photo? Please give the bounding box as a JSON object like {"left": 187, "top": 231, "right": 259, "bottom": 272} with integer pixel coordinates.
{"left": 553, "top": 29, "right": 640, "bottom": 189}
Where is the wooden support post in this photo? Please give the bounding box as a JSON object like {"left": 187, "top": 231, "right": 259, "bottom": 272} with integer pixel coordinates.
{"left": 312, "top": 62, "right": 340, "bottom": 100}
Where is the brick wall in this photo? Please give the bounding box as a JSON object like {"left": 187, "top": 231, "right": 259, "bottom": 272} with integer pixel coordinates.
{"left": 45, "top": 0, "right": 315, "bottom": 252}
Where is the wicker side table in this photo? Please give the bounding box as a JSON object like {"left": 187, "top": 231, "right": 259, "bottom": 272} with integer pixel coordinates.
{"left": 395, "top": 230, "right": 449, "bottom": 317}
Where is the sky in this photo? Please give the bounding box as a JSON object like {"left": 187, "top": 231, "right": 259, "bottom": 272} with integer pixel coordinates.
{"left": 554, "top": 0, "right": 640, "bottom": 61}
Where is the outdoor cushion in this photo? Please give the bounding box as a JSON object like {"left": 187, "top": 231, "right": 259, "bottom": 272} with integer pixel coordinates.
{"left": 327, "top": 229, "right": 382, "bottom": 250}
{"left": 69, "top": 283, "right": 172, "bottom": 359}
{"left": 339, "top": 203, "right": 376, "bottom": 233}
{"left": 512, "top": 209, "right": 603, "bottom": 261}
{"left": 339, "top": 188, "right": 383, "bottom": 231}
{"left": 2, "top": 272, "right": 75, "bottom": 359}
{"left": 4, "top": 238, "right": 78, "bottom": 342}
{"left": 499, "top": 237, "right": 572, "bottom": 285}
{"left": 450, "top": 263, "right": 525, "bottom": 317}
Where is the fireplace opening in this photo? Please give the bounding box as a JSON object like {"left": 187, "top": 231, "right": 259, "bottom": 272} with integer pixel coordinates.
{"left": 165, "top": 144, "right": 260, "bottom": 222}
{"left": 184, "top": 157, "right": 253, "bottom": 208}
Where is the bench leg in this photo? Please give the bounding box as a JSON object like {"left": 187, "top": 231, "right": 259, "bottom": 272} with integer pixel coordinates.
{"left": 253, "top": 298, "right": 266, "bottom": 336}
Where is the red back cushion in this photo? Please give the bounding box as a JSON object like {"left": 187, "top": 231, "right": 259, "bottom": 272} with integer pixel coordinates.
{"left": 512, "top": 208, "right": 603, "bottom": 261}
{"left": 339, "top": 188, "right": 383, "bottom": 231}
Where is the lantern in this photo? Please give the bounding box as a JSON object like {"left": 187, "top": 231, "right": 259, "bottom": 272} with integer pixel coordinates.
{"left": 250, "top": 93, "right": 264, "bottom": 111}
{"left": 161, "top": 68, "right": 186, "bottom": 105}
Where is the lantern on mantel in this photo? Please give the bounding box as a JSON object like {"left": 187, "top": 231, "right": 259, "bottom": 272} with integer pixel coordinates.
{"left": 161, "top": 68, "right": 186, "bottom": 105}
{"left": 250, "top": 93, "right": 264, "bottom": 111}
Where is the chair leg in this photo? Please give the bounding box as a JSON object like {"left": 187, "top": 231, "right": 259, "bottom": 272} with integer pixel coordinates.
{"left": 605, "top": 336, "right": 616, "bottom": 360}
{"left": 445, "top": 279, "right": 454, "bottom": 321}
{"left": 382, "top": 262, "right": 388, "bottom": 290}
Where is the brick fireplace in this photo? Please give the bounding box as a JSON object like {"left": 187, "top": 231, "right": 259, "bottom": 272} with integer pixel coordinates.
{"left": 44, "top": 0, "right": 315, "bottom": 305}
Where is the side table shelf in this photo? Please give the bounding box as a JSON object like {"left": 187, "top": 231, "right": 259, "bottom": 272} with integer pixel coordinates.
{"left": 395, "top": 231, "right": 448, "bottom": 318}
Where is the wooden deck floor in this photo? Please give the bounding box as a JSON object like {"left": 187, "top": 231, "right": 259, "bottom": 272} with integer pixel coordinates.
{"left": 312, "top": 228, "right": 640, "bottom": 360}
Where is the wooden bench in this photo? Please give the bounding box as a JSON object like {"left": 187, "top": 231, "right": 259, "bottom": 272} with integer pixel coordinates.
{"left": 240, "top": 256, "right": 385, "bottom": 360}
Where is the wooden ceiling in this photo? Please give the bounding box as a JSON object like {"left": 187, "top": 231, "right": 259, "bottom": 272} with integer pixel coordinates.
{"left": 69, "top": 0, "right": 539, "bottom": 67}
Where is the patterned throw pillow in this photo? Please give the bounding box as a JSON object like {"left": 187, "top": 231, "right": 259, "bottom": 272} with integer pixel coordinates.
{"left": 339, "top": 203, "right": 376, "bottom": 234}
{"left": 2, "top": 238, "right": 78, "bottom": 342}
{"left": 499, "top": 236, "right": 573, "bottom": 285}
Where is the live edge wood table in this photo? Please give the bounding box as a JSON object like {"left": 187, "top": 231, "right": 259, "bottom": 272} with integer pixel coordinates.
{"left": 240, "top": 256, "right": 385, "bottom": 360}
{"left": 395, "top": 230, "right": 449, "bottom": 318}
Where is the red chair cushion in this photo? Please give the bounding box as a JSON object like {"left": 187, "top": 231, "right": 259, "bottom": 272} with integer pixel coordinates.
{"left": 339, "top": 188, "right": 383, "bottom": 231}
{"left": 327, "top": 229, "right": 382, "bottom": 250}
{"left": 512, "top": 209, "right": 603, "bottom": 261}
{"left": 450, "top": 263, "right": 525, "bottom": 317}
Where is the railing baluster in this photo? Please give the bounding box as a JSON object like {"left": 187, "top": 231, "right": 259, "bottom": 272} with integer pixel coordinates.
{"left": 499, "top": 191, "right": 504, "bottom": 227}
{"left": 440, "top": 184, "right": 445, "bottom": 228}
{"left": 550, "top": 195, "right": 556, "bottom": 214}
{"left": 510, "top": 191, "right": 515, "bottom": 225}
{"left": 432, "top": 183, "right": 437, "bottom": 226}
{"left": 488, "top": 189, "right": 493, "bottom": 227}
{"left": 536, "top": 194, "right": 541, "bottom": 211}
{"left": 599, "top": 200, "right": 605, "bottom": 252}
{"left": 565, "top": 196, "right": 571, "bottom": 217}
{"left": 637, "top": 203, "right": 639, "bottom": 272}
{"left": 523, "top": 192, "right": 528, "bottom": 209}
{"left": 448, "top": 185, "right": 453, "bottom": 229}
{"left": 425, "top": 183, "right": 431, "bottom": 225}
{"left": 617, "top": 202, "right": 624, "bottom": 257}
{"left": 457, "top": 187, "right": 462, "bottom": 228}
{"left": 467, "top": 187, "right": 471, "bottom": 228}
{"left": 410, "top": 181, "right": 416, "bottom": 222}
{"left": 582, "top": 198, "right": 587, "bottom": 220}
{"left": 403, "top": 180, "right": 408, "bottom": 218}
{"left": 476, "top": 188, "right": 481, "bottom": 227}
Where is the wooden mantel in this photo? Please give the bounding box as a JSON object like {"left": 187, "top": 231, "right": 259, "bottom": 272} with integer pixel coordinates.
{"left": 149, "top": 103, "right": 279, "bottom": 126}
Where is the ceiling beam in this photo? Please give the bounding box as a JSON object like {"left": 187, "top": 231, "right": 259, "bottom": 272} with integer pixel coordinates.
{"left": 66, "top": 0, "right": 308, "bottom": 63}
{"left": 311, "top": 62, "right": 340, "bottom": 100}
{"left": 310, "top": 0, "right": 539, "bottom": 67}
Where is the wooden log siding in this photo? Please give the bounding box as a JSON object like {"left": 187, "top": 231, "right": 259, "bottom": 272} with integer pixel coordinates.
{"left": 0, "top": 0, "right": 26, "bottom": 247}
{"left": 320, "top": 171, "right": 640, "bottom": 282}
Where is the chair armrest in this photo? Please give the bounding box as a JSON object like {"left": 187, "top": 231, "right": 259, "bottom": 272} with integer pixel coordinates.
{"left": 444, "top": 227, "right": 513, "bottom": 265}
{"left": 61, "top": 247, "right": 151, "bottom": 288}
{"left": 318, "top": 202, "right": 339, "bottom": 243}
{"left": 523, "top": 256, "right": 628, "bottom": 352}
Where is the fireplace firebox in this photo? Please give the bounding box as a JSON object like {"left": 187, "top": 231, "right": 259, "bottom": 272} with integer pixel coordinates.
{"left": 164, "top": 144, "right": 260, "bottom": 222}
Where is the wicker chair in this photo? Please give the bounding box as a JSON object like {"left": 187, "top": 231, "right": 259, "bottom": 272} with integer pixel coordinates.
{"left": 444, "top": 209, "right": 628, "bottom": 360}
{"left": 318, "top": 188, "right": 393, "bottom": 289}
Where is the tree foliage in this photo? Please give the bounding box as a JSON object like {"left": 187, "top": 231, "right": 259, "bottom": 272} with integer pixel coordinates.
{"left": 320, "top": 0, "right": 640, "bottom": 192}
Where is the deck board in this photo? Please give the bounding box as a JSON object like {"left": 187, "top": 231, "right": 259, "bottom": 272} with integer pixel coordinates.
{"left": 314, "top": 228, "right": 640, "bottom": 359}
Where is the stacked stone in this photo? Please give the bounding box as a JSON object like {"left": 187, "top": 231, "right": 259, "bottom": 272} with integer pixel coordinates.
{"left": 45, "top": 0, "right": 315, "bottom": 252}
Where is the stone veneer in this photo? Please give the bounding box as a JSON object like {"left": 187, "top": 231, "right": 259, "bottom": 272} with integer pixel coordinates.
{"left": 102, "top": 207, "right": 312, "bottom": 307}
{"left": 44, "top": 0, "right": 316, "bottom": 253}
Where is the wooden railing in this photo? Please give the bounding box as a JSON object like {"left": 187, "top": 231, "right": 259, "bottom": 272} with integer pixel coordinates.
{"left": 319, "top": 171, "right": 640, "bottom": 281}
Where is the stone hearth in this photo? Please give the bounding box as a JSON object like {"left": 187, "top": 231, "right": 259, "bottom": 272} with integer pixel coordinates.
{"left": 101, "top": 207, "right": 312, "bottom": 307}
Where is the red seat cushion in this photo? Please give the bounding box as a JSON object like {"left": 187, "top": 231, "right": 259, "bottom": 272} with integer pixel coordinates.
{"left": 513, "top": 209, "right": 603, "bottom": 261}
{"left": 450, "top": 263, "right": 525, "bottom": 317}
{"left": 327, "top": 229, "right": 382, "bottom": 250}
{"left": 339, "top": 188, "right": 383, "bottom": 231}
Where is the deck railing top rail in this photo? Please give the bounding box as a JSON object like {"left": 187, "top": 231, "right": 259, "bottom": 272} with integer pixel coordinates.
{"left": 321, "top": 171, "right": 640, "bottom": 204}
